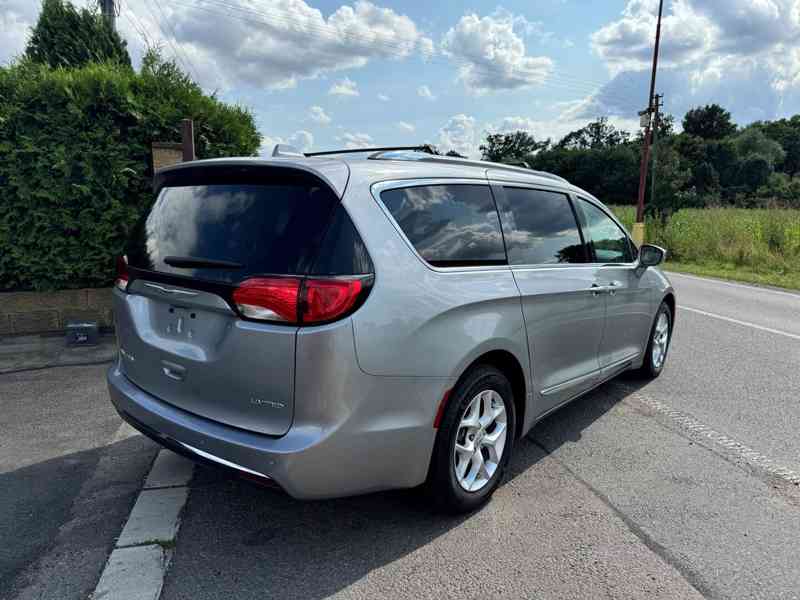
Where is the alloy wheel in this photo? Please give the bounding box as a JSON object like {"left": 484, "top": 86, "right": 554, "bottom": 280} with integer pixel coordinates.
{"left": 453, "top": 390, "right": 508, "bottom": 492}
{"left": 651, "top": 311, "right": 670, "bottom": 370}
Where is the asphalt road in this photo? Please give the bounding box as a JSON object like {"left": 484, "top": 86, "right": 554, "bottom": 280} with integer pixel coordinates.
{"left": 3, "top": 271, "right": 799, "bottom": 600}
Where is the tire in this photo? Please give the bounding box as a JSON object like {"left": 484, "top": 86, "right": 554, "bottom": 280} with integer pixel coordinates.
{"left": 426, "top": 365, "right": 516, "bottom": 514}
{"left": 638, "top": 301, "right": 672, "bottom": 379}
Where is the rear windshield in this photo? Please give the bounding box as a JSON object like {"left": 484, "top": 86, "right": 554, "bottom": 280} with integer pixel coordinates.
{"left": 126, "top": 183, "right": 338, "bottom": 283}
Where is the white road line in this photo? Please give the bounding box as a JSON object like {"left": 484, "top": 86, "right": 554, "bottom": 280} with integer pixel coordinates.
{"left": 92, "top": 448, "right": 194, "bottom": 600}
{"left": 667, "top": 271, "right": 800, "bottom": 299}
{"left": 620, "top": 386, "right": 800, "bottom": 486}
{"left": 679, "top": 305, "right": 800, "bottom": 341}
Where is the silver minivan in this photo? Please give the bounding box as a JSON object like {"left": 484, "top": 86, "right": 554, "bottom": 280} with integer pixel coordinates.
{"left": 107, "top": 147, "right": 674, "bottom": 513}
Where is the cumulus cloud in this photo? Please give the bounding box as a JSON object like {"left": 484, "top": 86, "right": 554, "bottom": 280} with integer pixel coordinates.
{"left": 338, "top": 132, "right": 374, "bottom": 149}
{"left": 260, "top": 130, "right": 314, "bottom": 155}
{"left": 438, "top": 114, "right": 479, "bottom": 158}
{"left": 0, "top": 0, "right": 434, "bottom": 89}
{"left": 587, "top": 0, "right": 800, "bottom": 122}
{"left": 417, "top": 85, "right": 436, "bottom": 100}
{"left": 329, "top": 77, "right": 359, "bottom": 96}
{"left": 441, "top": 8, "right": 554, "bottom": 93}
{"left": 308, "top": 105, "right": 332, "bottom": 125}
{"left": 397, "top": 121, "right": 415, "bottom": 132}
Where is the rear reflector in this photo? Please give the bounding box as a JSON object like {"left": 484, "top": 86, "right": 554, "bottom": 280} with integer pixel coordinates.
{"left": 115, "top": 256, "right": 130, "bottom": 292}
{"left": 232, "top": 276, "right": 370, "bottom": 325}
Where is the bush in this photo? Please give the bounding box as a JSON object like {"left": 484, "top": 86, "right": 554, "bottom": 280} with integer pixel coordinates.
{"left": 610, "top": 206, "right": 800, "bottom": 277}
{"left": 0, "top": 54, "right": 260, "bottom": 291}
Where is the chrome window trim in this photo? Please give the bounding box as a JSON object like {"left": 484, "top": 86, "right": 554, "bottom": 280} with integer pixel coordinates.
{"left": 370, "top": 178, "right": 512, "bottom": 274}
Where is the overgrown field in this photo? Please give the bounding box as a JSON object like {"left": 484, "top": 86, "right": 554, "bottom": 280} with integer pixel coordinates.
{"left": 610, "top": 206, "right": 800, "bottom": 290}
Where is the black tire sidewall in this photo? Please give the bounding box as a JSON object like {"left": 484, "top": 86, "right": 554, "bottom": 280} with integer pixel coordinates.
{"left": 429, "top": 365, "right": 516, "bottom": 513}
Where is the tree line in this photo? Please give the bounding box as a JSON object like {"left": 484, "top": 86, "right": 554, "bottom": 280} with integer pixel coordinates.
{"left": 475, "top": 105, "right": 800, "bottom": 214}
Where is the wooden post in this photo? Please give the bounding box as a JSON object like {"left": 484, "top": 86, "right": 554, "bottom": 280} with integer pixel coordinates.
{"left": 182, "top": 119, "right": 195, "bottom": 162}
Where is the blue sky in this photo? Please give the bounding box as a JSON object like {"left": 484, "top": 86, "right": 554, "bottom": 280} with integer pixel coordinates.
{"left": 3, "top": 1, "right": 800, "bottom": 156}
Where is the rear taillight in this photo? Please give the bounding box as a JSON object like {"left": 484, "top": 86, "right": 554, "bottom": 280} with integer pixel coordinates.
{"left": 232, "top": 276, "right": 369, "bottom": 325}
{"left": 233, "top": 277, "right": 301, "bottom": 323}
{"left": 115, "top": 256, "right": 130, "bottom": 292}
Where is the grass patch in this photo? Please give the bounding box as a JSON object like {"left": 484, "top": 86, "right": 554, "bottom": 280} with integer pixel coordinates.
{"left": 609, "top": 205, "right": 800, "bottom": 291}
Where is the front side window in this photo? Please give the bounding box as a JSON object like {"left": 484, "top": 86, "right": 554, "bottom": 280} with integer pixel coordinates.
{"left": 380, "top": 184, "right": 506, "bottom": 267}
{"left": 496, "top": 187, "right": 586, "bottom": 265}
{"left": 576, "top": 198, "right": 633, "bottom": 264}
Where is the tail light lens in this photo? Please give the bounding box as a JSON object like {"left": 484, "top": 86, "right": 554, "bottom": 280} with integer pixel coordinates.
{"left": 115, "top": 256, "right": 130, "bottom": 292}
{"left": 232, "top": 276, "right": 369, "bottom": 325}
{"left": 233, "top": 278, "right": 301, "bottom": 323}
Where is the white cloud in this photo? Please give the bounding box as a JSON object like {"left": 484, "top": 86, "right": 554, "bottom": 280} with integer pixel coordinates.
{"left": 338, "top": 132, "right": 374, "bottom": 149}
{"left": 260, "top": 130, "right": 314, "bottom": 155}
{"left": 0, "top": 0, "right": 433, "bottom": 89}
{"left": 587, "top": 0, "right": 800, "bottom": 123}
{"left": 329, "top": 77, "right": 360, "bottom": 96}
{"left": 308, "top": 105, "right": 332, "bottom": 125}
{"left": 438, "top": 114, "right": 479, "bottom": 158}
{"left": 417, "top": 85, "right": 436, "bottom": 100}
{"left": 377, "top": 93, "right": 391, "bottom": 101}
{"left": 441, "top": 8, "right": 554, "bottom": 93}
{"left": 397, "top": 121, "right": 415, "bottom": 132}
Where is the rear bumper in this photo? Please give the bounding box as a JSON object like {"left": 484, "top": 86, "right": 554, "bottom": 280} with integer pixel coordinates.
{"left": 107, "top": 361, "right": 449, "bottom": 499}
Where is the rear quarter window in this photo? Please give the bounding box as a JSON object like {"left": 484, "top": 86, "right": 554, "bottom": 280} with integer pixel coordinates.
{"left": 379, "top": 184, "right": 507, "bottom": 267}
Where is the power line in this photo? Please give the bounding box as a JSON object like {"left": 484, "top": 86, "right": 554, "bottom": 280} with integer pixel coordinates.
{"left": 149, "top": 0, "right": 201, "bottom": 82}
{"left": 167, "top": 0, "right": 641, "bottom": 112}
{"left": 137, "top": 0, "right": 198, "bottom": 82}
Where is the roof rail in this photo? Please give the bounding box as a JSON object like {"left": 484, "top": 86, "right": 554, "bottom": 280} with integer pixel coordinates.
{"left": 368, "top": 150, "right": 568, "bottom": 184}
{"left": 306, "top": 145, "right": 436, "bottom": 157}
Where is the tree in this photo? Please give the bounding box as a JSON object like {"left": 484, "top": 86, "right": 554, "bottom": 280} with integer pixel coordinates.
{"left": 734, "top": 127, "right": 786, "bottom": 168}
{"left": 480, "top": 131, "right": 549, "bottom": 163}
{"left": 25, "top": 0, "right": 131, "bottom": 69}
{"left": 682, "top": 104, "right": 737, "bottom": 140}
{"left": 445, "top": 150, "right": 466, "bottom": 158}
{"left": 738, "top": 155, "right": 772, "bottom": 191}
{"left": 557, "top": 117, "right": 630, "bottom": 150}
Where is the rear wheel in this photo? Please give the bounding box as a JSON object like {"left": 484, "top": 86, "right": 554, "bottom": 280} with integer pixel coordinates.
{"left": 639, "top": 302, "right": 672, "bottom": 378}
{"left": 426, "top": 365, "right": 516, "bottom": 514}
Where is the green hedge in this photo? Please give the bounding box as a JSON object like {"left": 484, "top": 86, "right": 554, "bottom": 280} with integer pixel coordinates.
{"left": 0, "top": 56, "right": 260, "bottom": 291}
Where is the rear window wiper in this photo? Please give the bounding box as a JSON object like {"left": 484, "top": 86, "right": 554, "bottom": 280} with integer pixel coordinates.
{"left": 163, "top": 256, "right": 244, "bottom": 269}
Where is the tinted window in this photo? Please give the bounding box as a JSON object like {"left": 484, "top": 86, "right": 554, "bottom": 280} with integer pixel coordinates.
{"left": 380, "top": 185, "right": 506, "bottom": 267}
{"left": 576, "top": 198, "right": 633, "bottom": 263}
{"left": 126, "top": 183, "right": 338, "bottom": 283}
{"left": 311, "top": 204, "right": 373, "bottom": 275}
{"left": 496, "top": 187, "right": 585, "bottom": 265}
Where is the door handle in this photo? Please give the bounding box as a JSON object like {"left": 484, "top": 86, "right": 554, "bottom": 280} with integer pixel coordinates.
{"left": 590, "top": 282, "right": 621, "bottom": 296}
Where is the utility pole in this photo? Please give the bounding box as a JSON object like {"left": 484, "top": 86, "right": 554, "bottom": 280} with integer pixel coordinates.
{"left": 650, "top": 94, "right": 663, "bottom": 213}
{"left": 99, "top": 0, "right": 116, "bottom": 32}
{"left": 633, "top": 0, "right": 664, "bottom": 246}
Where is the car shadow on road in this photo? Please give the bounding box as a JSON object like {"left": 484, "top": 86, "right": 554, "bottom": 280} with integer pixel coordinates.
{"left": 162, "top": 375, "right": 652, "bottom": 600}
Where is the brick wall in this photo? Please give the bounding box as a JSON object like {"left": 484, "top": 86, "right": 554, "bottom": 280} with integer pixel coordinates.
{"left": 0, "top": 288, "right": 113, "bottom": 335}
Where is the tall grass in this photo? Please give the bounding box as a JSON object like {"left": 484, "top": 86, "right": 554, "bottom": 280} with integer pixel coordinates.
{"left": 610, "top": 206, "right": 800, "bottom": 285}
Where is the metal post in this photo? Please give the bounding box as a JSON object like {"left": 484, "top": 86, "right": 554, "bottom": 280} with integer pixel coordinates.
{"left": 633, "top": 0, "right": 665, "bottom": 245}
{"left": 650, "top": 94, "right": 662, "bottom": 213}
{"left": 182, "top": 119, "right": 195, "bottom": 162}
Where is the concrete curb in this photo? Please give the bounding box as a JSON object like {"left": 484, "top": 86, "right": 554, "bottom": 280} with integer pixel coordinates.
{"left": 91, "top": 449, "right": 194, "bottom": 600}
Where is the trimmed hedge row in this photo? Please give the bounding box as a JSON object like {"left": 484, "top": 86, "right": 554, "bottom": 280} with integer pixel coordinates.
{"left": 0, "top": 55, "right": 260, "bottom": 291}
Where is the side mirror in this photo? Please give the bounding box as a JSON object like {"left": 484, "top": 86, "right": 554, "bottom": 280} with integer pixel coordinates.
{"left": 639, "top": 244, "right": 666, "bottom": 267}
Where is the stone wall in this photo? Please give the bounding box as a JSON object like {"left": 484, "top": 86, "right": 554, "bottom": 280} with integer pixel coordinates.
{"left": 0, "top": 288, "right": 113, "bottom": 335}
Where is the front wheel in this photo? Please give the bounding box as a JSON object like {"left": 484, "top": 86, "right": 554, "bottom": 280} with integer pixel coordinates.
{"left": 426, "top": 365, "right": 516, "bottom": 514}
{"left": 639, "top": 302, "right": 672, "bottom": 378}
